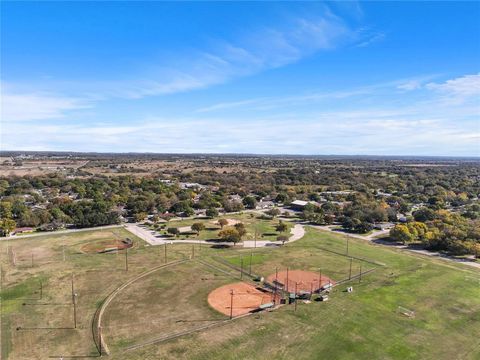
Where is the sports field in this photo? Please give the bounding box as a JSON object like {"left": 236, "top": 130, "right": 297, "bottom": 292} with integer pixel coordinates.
{"left": 0, "top": 223, "right": 479, "bottom": 359}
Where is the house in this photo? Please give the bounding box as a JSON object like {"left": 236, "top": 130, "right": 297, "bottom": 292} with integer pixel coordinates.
{"left": 256, "top": 201, "right": 275, "bottom": 209}
{"left": 373, "top": 222, "right": 395, "bottom": 231}
{"left": 13, "top": 227, "right": 34, "bottom": 235}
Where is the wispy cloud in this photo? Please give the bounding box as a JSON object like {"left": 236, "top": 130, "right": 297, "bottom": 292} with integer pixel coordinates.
{"left": 97, "top": 13, "right": 353, "bottom": 100}
{"left": 355, "top": 32, "right": 386, "bottom": 48}
{"left": 1, "top": 87, "right": 89, "bottom": 122}
{"left": 426, "top": 73, "right": 480, "bottom": 104}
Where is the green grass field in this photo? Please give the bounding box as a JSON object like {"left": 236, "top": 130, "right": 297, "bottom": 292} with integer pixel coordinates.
{"left": 149, "top": 213, "right": 293, "bottom": 241}
{"left": 1, "top": 224, "right": 479, "bottom": 359}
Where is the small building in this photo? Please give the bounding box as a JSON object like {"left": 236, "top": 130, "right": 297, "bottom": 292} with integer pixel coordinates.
{"left": 374, "top": 222, "right": 395, "bottom": 231}
{"left": 13, "top": 227, "right": 34, "bottom": 235}
{"left": 290, "top": 200, "right": 309, "bottom": 211}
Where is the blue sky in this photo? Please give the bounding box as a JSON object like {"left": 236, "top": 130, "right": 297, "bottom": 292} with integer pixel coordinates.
{"left": 1, "top": 1, "right": 479, "bottom": 156}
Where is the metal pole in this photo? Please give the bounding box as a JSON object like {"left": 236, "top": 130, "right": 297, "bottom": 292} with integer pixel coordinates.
{"left": 286, "top": 267, "right": 289, "bottom": 292}
{"left": 73, "top": 293, "right": 77, "bottom": 329}
{"left": 294, "top": 282, "right": 298, "bottom": 312}
{"left": 98, "top": 326, "right": 102, "bottom": 356}
{"left": 249, "top": 252, "right": 252, "bottom": 275}
{"left": 71, "top": 274, "right": 75, "bottom": 304}
{"left": 240, "top": 257, "right": 243, "bottom": 280}
{"left": 230, "top": 290, "right": 234, "bottom": 319}
{"left": 318, "top": 269, "right": 322, "bottom": 292}
{"left": 349, "top": 258, "right": 353, "bottom": 280}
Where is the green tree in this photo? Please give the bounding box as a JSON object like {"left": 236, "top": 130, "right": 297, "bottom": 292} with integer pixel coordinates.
{"left": 206, "top": 207, "right": 219, "bottom": 218}
{"left": 0, "top": 218, "right": 16, "bottom": 236}
{"left": 218, "top": 227, "right": 241, "bottom": 244}
{"left": 234, "top": 223, "right": 247, "bottom": 238}
{"left": 134, "top": 212, "right": 148, "bottom": 222}
{"left": 218, "top": 218, "right": 228, "bottom": 229}
{"left": 191, "top": 222, "right": 205, "bottom": 236}
{"left": 276, "top": 220, "right": 288, "bottom": 233}
{"left": 390, "top": 224, "right": 414, "bottom": 244}
{"left": 167, "top": 227, "right": 180, "bottom": 237}
{"left": 0, "top": 201, "right": 13, "bottom": 219}
{"left": 266, "top": 208, "right": 280, "bottom": 218}
{"left": 242, "top": 196, "right": 257, "bottom": 209}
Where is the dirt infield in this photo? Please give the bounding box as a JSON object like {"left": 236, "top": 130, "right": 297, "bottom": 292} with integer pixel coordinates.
{"left": 208, "top": 282, "right": 276, "bottom": 317}
{"left": 266, "top": 270, "right": 335, "bottom": 293}
{"left": 81, "top": 238, "right": 133, "bottom": 254}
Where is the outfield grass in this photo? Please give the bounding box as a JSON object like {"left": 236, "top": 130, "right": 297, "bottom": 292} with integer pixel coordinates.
{"left": 121, "top": 228, "right": 480, "bottom": 360}
{"left": 1, "top": 225, "right": 479, "bottom": 359}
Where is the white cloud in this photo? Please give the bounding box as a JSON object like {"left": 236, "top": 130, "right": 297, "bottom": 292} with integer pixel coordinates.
{"left": 426, "top": 73, "right": 480, "bottom": 103}
{"left": 62, "top": 12, "right": 353, "bottom": 100}
{"left": 1, "top": 90, "right": 88, "bottom": 122}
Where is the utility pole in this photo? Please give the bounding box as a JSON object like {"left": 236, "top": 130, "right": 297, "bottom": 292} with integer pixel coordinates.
{"left": 349, "top": 258, "right": 353, "bottom": 280}
{"left": 230, "top": 290, "right": 234, "bottom": 319}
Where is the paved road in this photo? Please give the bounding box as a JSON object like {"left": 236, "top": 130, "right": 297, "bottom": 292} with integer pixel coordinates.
{"left": 127, "top": 222, "right": 306, "bottom": 249}
{"left": 243, "top": 223, "right": 305, "bottom": 248}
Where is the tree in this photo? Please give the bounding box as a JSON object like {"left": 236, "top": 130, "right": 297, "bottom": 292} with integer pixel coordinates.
{"left": 0, "top": 201, "right": 13, "bottom": 219}
{"left": 276, "top": 220, "right": 288, "bottom": 233}
{"left": 223, "top": 200, "right": 244, "bottom": 213}
{"left": 218, "top": 218, "right": 228, "bottom": 229}
{"left": 206, "top": 207, "right": 218, "bottom": 218}
{"left": 234, "top": 223, "right": 247, "bottom": 238}
{"left": 0, "top": 218, "right": 16, "bottom": 236}
{"left": 242, "top": 196, "right": 257, "bottom": 209}
{"left": 266, "top": 208, "right": 280, "bottom": 218}
{"left": 277, "top": 235, "right": 289, "bottom": 245}
{"left": 191, "top": 222, "right": 205, "bottom": 236}
{"left": 413, "top": 208, "right": 437, "bottom": 222}
{"left": 218, "top": 227, "right": 241, "bottom": 244}
{"left": 134, "top": 212, "right": 148, "bottom": 222}
{"left": 167, "top": 227, "right": 180, "bottom": 237}
{"left": 390, "top": 224, "right": 414, "bottom": 244}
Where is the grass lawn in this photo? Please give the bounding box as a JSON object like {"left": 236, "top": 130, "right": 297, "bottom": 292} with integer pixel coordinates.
{"left": 1, "top": 225, "right": 479, "bottom": 359}
{"left": 149, "top": 213, "right": 293, "bottom": 242}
